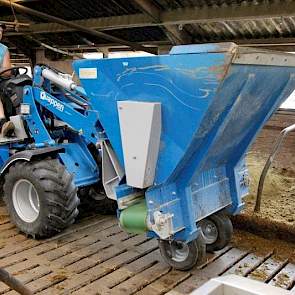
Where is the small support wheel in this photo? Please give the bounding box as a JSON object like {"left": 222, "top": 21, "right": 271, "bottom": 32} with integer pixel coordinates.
{"left": 158, "top": 236, "right": 206, "bottom": 271}
{"left": 199, "top": 212, "right": 233, "bottom": 252}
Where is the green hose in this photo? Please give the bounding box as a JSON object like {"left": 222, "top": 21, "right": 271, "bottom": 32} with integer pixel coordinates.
{"left": 119, "top": 199, "right": 148, "bottom": 234}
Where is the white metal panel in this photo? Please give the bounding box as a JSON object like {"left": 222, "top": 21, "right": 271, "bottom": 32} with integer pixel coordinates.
{"left": 191, "top": 275, "right": 292, "bottom": 295}
{"left": 117, "top": 101, "right": 161, "bottom": 188}
{"left": 101, "top": 140, "right": 124, "bottom": 200}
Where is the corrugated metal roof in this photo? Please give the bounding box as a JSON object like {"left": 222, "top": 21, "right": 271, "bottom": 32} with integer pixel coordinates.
{"left": 154, "top": 0, "right": 295, "bottom": 43}
{"left": 185, "top": 16, "right": 295, "bottom": 42}
{"left": 1, "top": 0, "right": 295, "bottom": 56}
{"left": 154, "top": 0, "right": 270, "bottom": 10}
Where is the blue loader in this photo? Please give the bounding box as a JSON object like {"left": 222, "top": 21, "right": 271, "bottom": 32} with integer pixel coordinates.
{"left": 0, "top": 42, "right": 294, "bottom": 270}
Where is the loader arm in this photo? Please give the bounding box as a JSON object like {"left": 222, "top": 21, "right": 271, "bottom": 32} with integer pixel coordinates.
{"left": 21, "top": 65, "right": 123, "bottom": 194}
{"left": 22, "top": 66, "right": 104, "bottom": 146}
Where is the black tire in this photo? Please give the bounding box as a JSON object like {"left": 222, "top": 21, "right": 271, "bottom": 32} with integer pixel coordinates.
{"left": 78, "top": 196, "right": 117, "bottom": 218}
{"left": 78, "top": 187, "right": 117, "bottom": 217}
{"left": 158, "top": 236, "right": 206, "bottom": 271}
{"left": 3, "top": 159, "right": 79, "bottom": 238}
{"left": 99, "top": 197, "right": 117, "bottom": 215}
{"left": 201, "top": 212, "right": 233, "bottom": 252}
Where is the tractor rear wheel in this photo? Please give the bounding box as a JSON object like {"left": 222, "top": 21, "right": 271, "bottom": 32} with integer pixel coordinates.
{"left": 3, "top": 159, "right": 79, "bottom": 238}
{"left": 158, "top": 236, "right": 206, "bottom": 270}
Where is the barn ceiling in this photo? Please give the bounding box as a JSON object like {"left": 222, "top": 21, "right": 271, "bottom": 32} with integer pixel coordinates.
{"left": 1, "top": 0, "right": 295, "bottom": 63}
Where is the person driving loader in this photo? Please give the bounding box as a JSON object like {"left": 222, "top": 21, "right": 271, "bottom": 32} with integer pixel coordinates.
{"left": 0, "top": 23, "right": 15, "bottom": 137}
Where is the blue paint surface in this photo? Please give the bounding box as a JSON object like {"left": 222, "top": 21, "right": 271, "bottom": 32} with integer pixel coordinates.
{"left": 73, "top": 51, "right": 231, "bottom": 185}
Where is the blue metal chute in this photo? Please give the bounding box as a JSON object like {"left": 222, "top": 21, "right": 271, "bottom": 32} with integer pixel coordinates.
{"left": 173, "top": 63, "right": 295, "bottom": 184}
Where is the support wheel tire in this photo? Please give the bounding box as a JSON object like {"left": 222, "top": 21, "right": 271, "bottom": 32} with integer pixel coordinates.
{"left": 3, "top": 159, "right": 79, "bottom": 238}
{"left": 200, "top": 212, "right": 233, "bottom": 252}
{"left": 158, "top": 236, "right": 206, "bottom": 271}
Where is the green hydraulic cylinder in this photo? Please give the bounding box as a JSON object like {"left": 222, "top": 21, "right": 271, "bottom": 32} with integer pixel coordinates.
{"left": 119, "top": 199, "right": 148, "bottom": 234}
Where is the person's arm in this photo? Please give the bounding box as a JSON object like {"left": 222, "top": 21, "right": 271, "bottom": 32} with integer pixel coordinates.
{"left": 0, "top": 51, "right": 11, "bottom": 76}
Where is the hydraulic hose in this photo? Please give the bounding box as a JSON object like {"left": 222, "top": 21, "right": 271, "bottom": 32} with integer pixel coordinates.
{"left": 255, "top": 123, "right": 295, "bottom": 212}
{"left": 0, "top": 268, "right": 32, "bottom": 295}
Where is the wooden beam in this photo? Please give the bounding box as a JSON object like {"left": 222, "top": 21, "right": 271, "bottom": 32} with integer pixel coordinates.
{"left": 132, "top": 0, "right": 160, "bottom": 20}
{"left": 12, "top": 0, "right": 40, "bottom": 2}
{"left": 0, "top": 0, "right": 155, "bottom": 53}
{"left": 5, "top": 14, "right": 152, "bottom": 36}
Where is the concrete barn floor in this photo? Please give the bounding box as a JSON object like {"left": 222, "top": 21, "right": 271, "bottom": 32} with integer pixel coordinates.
{"left": 0, "top": 202, "right": 294, "bottom": 294}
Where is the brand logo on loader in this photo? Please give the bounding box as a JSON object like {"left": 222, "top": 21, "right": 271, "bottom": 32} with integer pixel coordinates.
{"left": 40, "top": 92, "right": 64, "bottom": 112}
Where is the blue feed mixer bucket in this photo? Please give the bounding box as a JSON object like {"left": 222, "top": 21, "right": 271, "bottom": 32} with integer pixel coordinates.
{"left": 73, "top": 42, "right": 295, "bottom": 242}
{"left": 73, "top": 42, "right": 295, "bottom": 187}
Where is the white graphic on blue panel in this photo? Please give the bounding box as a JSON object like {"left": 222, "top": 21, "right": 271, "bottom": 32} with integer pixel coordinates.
{"left": 40, "top": 91, "right": 64, "bottom": 112}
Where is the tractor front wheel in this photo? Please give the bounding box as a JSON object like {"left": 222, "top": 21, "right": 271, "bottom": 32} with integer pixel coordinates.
{"left": 158, "top": 236, "right": 206, "bottom": 270}
{"left": 3, "top": 159, "right": 79, "bottom": 238}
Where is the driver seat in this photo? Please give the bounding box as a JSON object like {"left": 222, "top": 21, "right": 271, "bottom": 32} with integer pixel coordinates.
{"left": 0, "top": 73, "right": 32, "bottom": 143}
{"left": 0, "top": 73, "right": 32, "bottom": 118}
